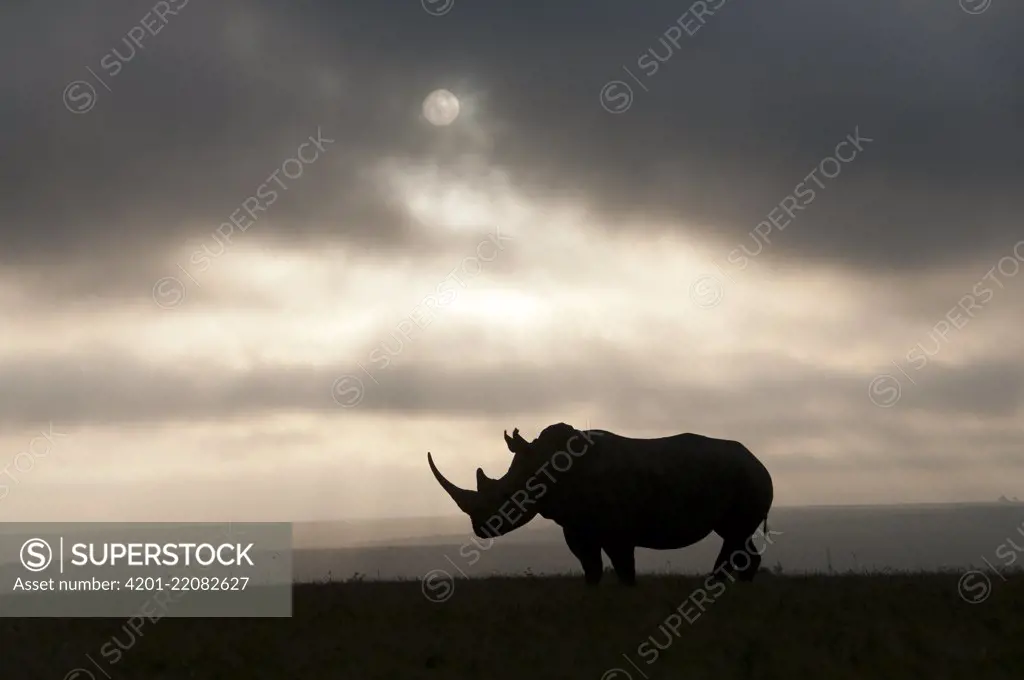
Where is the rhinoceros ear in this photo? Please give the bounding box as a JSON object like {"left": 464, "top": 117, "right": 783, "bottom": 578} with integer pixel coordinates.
{"left": 504, "top": 428, "right": 530, "bottom": 454}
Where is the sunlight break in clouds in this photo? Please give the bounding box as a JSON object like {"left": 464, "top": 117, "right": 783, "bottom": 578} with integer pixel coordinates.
{"left": 422, "top": 89, "right": 461, "bottom": 126}
{"left": 3, "top": 161, "right": 1023, "bottom": 521}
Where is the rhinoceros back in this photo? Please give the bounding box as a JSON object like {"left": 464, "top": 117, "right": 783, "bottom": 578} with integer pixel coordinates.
{"left": 563, "top": 431, "right": 768, "bottom": 549}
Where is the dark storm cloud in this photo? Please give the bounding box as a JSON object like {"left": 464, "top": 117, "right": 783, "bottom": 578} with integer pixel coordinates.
{"left": 2, "top": 0, "right": 1022, "bottom": 300}
{"left": 3, "top": 344, "right": 1023, "bottom": 453}
{"left": 296, "top": 0, "right": 1024, "bottom": 269}
{"left": 0, "top": 0, "right": 456, "bottom": 298}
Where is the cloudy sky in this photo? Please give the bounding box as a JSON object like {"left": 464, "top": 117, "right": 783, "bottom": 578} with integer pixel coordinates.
{"left": 1, "top": 0, "right": 1022, "bottom": 523}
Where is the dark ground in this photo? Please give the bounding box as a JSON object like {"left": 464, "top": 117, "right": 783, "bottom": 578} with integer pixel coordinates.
{"left": 4, "top": 571, "right": 1023, "bottom": 680}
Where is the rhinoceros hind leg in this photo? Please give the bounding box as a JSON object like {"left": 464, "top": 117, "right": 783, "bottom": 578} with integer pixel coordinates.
{"left": 714, "top": 498, "right": 770, "bottom": 582}
{"left": 715, "top": 532, "right": 763, "bottom": 582}
{"left": 737, "top": 542, "right": 762, "bottom": 581}
{"left": 710, "top": 535, "right": 744, "bottom": 581}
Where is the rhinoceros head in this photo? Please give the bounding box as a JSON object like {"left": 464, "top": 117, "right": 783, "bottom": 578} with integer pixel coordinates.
{"left": 427, "top": 428, "right": 541, "bottom": 539}
{"left": 428, "top": 423, "right": 596, "bottom": 539}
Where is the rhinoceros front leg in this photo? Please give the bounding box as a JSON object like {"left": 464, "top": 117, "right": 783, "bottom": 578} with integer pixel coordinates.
{"left": 604, "top": 544, "right": 637, "bottom": 586}
{"left": 563, "top": 527, "right": 603, "bottom": 585}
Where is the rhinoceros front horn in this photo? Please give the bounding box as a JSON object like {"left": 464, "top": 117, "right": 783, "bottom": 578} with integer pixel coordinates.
{"left": 427, "top": 452, "right": 480, "bottom": 515}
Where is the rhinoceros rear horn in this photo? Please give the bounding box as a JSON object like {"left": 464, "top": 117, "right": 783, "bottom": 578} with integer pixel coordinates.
{"left": 476, "top": 467, "right": 494, "bottom": 489}
{"left": 427, "top": 452, "right": 480, "bottom": 515}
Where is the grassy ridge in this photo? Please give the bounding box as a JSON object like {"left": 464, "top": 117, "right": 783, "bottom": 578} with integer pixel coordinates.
{"left": 5, "top": 572, "right": 1023, "bottom": 679}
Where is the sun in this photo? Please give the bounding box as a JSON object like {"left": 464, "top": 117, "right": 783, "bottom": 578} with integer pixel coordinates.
{"left": 422, "top": 89, "right": 460, "bottom": 126}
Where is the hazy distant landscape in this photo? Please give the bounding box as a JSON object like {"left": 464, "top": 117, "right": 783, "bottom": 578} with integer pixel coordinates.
{"left": 6, "top": 503, "right": 1021, "bottom": 583}
{"left": 293, "top": 502, "right": 1024, "bottom": 582}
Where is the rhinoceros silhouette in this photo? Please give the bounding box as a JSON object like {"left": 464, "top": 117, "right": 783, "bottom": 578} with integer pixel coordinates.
{"left": 429, "top": 422, "right": 774, "bottom": 585}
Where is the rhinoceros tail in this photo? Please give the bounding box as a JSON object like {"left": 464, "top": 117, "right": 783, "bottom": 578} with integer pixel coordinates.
{"left": 762, "top": 516, "right": 768, "bottom": 535}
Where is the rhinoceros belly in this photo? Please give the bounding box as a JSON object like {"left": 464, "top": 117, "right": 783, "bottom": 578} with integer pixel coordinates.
{"left": 602, "top": 462, "right": 731, "bottom": 548}
{"left": 622, "top": 510, "right": 717, "bottom": 549}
